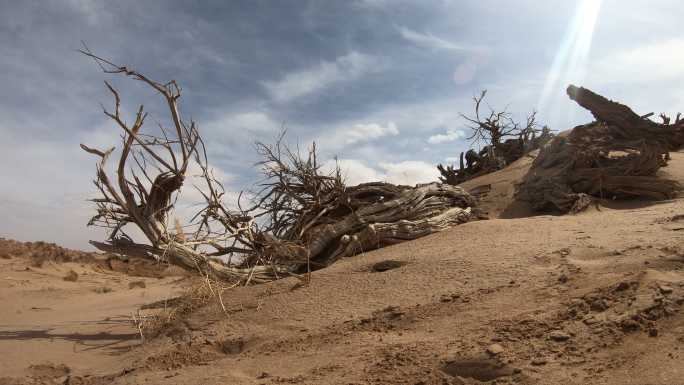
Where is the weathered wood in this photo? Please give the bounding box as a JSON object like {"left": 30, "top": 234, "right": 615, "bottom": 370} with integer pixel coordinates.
{"left": 91, "top": 182, "right": 482, "bottom": 283}
{"left": 82, "top": 52, "right": 485, "bottom": 285}
{"left": 302, "top": 183, "right": 480, "bottom": 267}
{"left": 516, "top": 85, "right": 683, "bottom": 213}
{"left": 566, "top": 85, "right": 684, "bottom": 148}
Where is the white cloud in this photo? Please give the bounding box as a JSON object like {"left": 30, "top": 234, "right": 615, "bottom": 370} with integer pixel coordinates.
{"left": 171, "top": 162, "right": 242, "bottom": 225}
{"left": 345, "top": 96, "right": 471, "bottom": 135}
{"left": 322, "top": 158, "right": 439, "bottom": 186}
{"left": 379, "top": 160, "right": 440, "bottom": 185}
{"left": 399, "top": 26, "right": 465, "bottom": 51}
{"left": 178, "top": 162, "right": 235, "bottom": 205}
{"left": 262, "top": 52, "right": 376, "bottom": 102}
{"left": 322, "top": 158, "right": 385, "bottom": 186}
{"left": 427, "top": 128, "right": 465, "bottom": 144}
{"left": 312, "top": 96, "right": 476, "bottom": 153}
{"left": 315, "top": 121, "right": 400, "bottom": 152}
{"left": 344, "top": 121, "right": 399, "bottom": 144}
{"left": 588, "top": 39, "right": 684, "bottom": 86}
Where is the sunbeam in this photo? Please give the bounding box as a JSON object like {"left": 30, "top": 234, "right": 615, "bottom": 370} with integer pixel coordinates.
{"left": 537, "top": 0, "right": 602, "bottom": 125}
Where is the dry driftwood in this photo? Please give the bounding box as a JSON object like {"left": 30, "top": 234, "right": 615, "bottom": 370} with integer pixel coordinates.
{"left": 296, "top": 182, "right": 481, "bottom": 268}
{"left": 80, "top": 50, "right": 483, "bottom": 285}
{"left": 516, "top": 85, "right": 683, "bottom": 213}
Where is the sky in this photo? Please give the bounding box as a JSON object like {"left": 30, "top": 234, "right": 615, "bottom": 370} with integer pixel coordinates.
{"left": 1, "top": 0, "right": 683, "bottom": 249}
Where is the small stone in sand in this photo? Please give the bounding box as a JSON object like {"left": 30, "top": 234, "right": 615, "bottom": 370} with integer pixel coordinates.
{"left": 548, "top": 330, "right": 571, "bottom": 342}
{"left": 487, "top": 343, "right": 505, "bottom": 355}
{"left": 659, "top": 285, "right": 674, "bottom": 295}
{"left": 129, "top": 280, "right": 146, "bottom": 289}
{"left": 371, "top": 260, "right": 406, "bottom": 272}
{"left": 615, "top": 281, "right": 630, "bottom": 291}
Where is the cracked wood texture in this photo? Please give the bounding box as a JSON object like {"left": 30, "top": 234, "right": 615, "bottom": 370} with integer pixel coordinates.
{"left": 516, "top": 85, "right": 683, "bottom": 213}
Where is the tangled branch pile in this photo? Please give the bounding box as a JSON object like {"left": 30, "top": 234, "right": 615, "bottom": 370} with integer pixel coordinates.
{"left": 517, "top": 85, "right": 684, "bottom": 213}
{"left": 437, "top": 90, "right": 553, "bottom": 185}
{"left": 80, "top": 52, "right": 483, "bottom": 285}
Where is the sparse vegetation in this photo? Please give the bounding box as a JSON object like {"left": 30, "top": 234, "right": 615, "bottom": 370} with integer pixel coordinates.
{"left": 438, "top": 90, "right": 554, "bottom": 185}
{"left": 140, "top": 277, "right": 228, "bottom": 340}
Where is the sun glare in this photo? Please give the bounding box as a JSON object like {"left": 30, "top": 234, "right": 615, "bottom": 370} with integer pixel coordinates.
{"left": 537, "top": 0, "right": 602, "bottom": 122}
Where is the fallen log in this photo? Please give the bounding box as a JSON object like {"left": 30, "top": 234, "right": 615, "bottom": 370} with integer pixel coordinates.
{"left": 300, "top": 182, "right": 482, "bottom": 268}
{"left": 516, "top": 85, "right": 683, "bottom": 213}
{"left": 91, "top": 182, "right": 483, "bottom": 283}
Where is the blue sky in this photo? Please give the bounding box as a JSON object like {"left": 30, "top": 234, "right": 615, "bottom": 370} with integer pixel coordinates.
{"left": 1, "top": 0, "right": 683, "bottom": 248}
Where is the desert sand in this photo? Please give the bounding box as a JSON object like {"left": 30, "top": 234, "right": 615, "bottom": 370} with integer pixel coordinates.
{"left": 1, "top": 152, "right": 683, "bottom": 385}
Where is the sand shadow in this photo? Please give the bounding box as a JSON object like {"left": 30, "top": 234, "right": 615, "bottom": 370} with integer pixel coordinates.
{"left": 0, "top": 327, "right": 140, "bottom": 353}
{"left": 498, "top": 195, "right": 679, "bottom": 219}
{"left": 498, "top": 198, "right": 554, "bottom": 219}
{"left": 595, "top": 197, "right": 678, "bottom": 211}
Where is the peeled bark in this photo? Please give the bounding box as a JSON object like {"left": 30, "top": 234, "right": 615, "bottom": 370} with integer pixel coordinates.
{"left": 302, "top": 183, "right": 481, "bottom": 267}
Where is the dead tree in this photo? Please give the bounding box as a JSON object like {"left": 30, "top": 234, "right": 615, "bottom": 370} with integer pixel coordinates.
{"left": 438, "top": 90, "right": 546, "bottom": 185}
{"left": 80, "top": 51, "right": 484, "bottom": 285}
{"left": 462, "top": 90, "right": 528, "bottom": 155}
{"left": 516, "top": 85, "right": 683, "bottom": 213}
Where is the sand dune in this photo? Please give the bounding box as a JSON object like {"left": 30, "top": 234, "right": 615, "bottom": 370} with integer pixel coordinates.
{"left": 2, "top": 153, "right": 684, "bottom": 384}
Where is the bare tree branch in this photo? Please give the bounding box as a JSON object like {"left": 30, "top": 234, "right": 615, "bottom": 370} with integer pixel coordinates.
{"left": 81, "top": 50, "right": 483, "bottom": 286}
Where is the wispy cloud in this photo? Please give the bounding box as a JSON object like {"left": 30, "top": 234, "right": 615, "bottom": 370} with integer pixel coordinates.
{"left": 427, "top": 128, "right": 465, "bottom": 144}
{"left": 2, "top": 1, "right": 683, "bottom": 248}
{"left": 262, "top": 52, "right": 376, "bottom": 102}
{"left": 399, "top": 26, "right": 465, "bottom": 51}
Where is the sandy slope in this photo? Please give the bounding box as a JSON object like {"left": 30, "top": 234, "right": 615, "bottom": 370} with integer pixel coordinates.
{"left": 2, "top": 153, "right": 684, "bottom": 385}
{"left": 0, "top": 257, "right": 189, "bottom": 382}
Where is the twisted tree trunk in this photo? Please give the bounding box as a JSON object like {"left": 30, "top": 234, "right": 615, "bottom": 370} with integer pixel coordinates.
{"left": 516, "top": 85, "right": 683, "bottom": 213}
{"left": 302, "top": 182, "right": 481, "bottom": 267}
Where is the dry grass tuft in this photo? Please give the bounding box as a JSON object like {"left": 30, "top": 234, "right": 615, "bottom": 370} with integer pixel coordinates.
{"left": 139, "top": 277, "right": 232, "bottom": 340}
